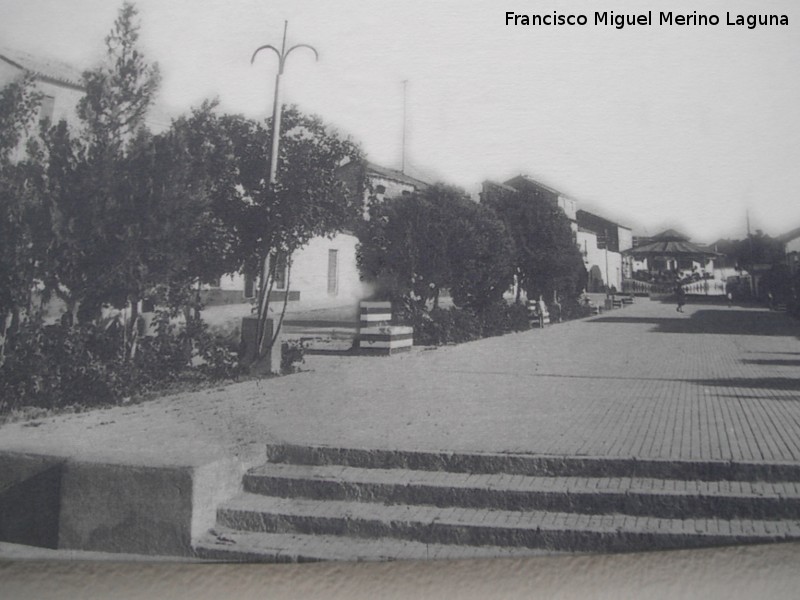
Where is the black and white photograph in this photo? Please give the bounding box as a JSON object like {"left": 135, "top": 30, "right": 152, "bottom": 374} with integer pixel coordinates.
{"left": 2, "top": 0, "right": 800, "bottom": 597}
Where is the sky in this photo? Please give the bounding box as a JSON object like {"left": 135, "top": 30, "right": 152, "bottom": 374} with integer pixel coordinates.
{"left": 1, "top": 0, "right": 799, "bottom": 242}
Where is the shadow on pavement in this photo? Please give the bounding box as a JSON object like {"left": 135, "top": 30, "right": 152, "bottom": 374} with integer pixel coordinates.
{"left": 741, "top": 359, "right": 800, "bottom": 367}
{"left": 714, "top": 394, "right": 780, "bottom": 400}
{"left": 590, "top": 309, "right": 800, "bottom": 337}
{"left": 691, "top": 377, "right": 800, "bottom": 392}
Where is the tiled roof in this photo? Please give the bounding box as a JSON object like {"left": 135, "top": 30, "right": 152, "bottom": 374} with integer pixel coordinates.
{"left": 651, "top": 228, "right": 689, "bottom": 241}
{"left": 577, "top": 208, "right": 629, "bottom": 232}
{"left": 482, "top": 180, "right": 518, "bottom": 194}
{"left": 366, "top": 161, "right": 430, "bottom": 188}
{"left": 627, "top": 238, "right": 719, "bottom": 257}
{"left": 504, "top": 174, "right": 563, "bottom": 197}
{"left": 0, "top": 47, "right": 85, "bottom": 90}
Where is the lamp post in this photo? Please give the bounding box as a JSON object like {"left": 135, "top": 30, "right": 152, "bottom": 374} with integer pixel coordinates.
{"left": 252, "top": 20, "right": 319, "bottom": 184}
{"left": 249, "top": 21, "right": 318, "bottom": 363}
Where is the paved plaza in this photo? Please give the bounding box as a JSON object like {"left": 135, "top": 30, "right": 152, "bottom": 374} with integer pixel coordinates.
{"left": 1, "top": 298, "right": 800, "bottom": 466}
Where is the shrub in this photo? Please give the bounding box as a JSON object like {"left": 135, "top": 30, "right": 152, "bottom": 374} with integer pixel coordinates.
{"left": 281, "top": 339, "right": 306, "bottom": 374}
{"left": 398, "top": 306, "right": 482, "bottom": 346}
{"left": 447, "top": 308, "right": 482, "bottom": 344}
{"left": 133, "top": 312, "right": 191, "bottom": 384}
{"left": 788, "top": 297, "right": 800, "bottom": 319}
{"left": 561, "top": 299, "right": 592, "bottom": 321}
{"left": 477, "top": 301, "right": 532, "bottom": 337}
{"left": 0, "top": 320, "right": 127, "bottom": 412}
{"left": 479, "top": 302, "right": 512, "bottom": 337}
{"left": 0, "top": 310, "right": 244, "bottom": 416}
{"left": 506, "top": 302, "right": 532, "bottom": 332}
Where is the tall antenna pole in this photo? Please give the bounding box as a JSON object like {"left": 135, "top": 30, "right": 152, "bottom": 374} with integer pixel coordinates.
{"left": 401, "top": 79, "right": 407, "bottom": 174}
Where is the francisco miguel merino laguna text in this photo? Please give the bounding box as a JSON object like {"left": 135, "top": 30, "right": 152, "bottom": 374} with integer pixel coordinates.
{"left": 505, "top": 11, "right": 789, "bottom": 30}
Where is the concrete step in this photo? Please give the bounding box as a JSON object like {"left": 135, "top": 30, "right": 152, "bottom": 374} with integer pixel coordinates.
{"left": 265, "top": 444, "right": 800, "bottom": 482}
{"left": 242, "top": 463, "right": 800, "bottom": 520}
{"left": 214, "top": 493, "right": 800, "bottom": 554}
{"left": 194, "top": 527, "right": 555, "bottom": 563}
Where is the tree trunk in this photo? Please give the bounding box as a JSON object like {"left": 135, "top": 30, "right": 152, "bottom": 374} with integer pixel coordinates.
{"left": 193, "top": 280, "right": 202, "bottom": 322}
{"left": 255, "top": 254, "right": 275, "bottom": 359}
{"left": 271, "top": 258, "right": 292, "bottom": 349}
{"left": 0, "top": 311, "right": 11, "bottom": 367}
{"left": 126, "top": 297, "right": 140, "bottom": 361}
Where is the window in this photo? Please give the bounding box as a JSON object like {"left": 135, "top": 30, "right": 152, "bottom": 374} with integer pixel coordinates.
{"left": 273, "top": 253, "right": 288, "bottom": 290}
{"left": 327, "top": 249, "right": 339, "bottom": 296}
{"left": 39, "top": 95, "right": 55, "bottom": 123}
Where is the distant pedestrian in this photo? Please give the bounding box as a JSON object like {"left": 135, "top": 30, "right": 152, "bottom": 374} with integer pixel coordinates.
{"left": 676, "top": 284, "right": 686, "bottom": 313}
{"left": 727, "top": 291, "right": 733, "bottom": 307}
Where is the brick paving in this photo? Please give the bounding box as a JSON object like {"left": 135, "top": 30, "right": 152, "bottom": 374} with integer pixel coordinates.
{"left": 1, "top": 298, "right": 800, "bottom": 465}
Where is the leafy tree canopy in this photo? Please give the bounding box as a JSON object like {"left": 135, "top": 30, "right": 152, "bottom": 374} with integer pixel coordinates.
{"left": 357, "top": 184, "right": 514, "bottom": 313}
{"left": 482, "top": 185, "right": 586, "bottom": 302}
{"left": 78, "top": 1, "right": 160, "bottom": 149}
{"left": 732, "top": 230, "right": 786, "bottom": 269}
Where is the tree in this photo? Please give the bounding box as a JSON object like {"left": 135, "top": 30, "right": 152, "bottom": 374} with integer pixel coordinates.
{"left": 732, "top": 230, "right": 785, "bottom": 270}
{"left": 357, "top": 184, "right": 514, "bottom": 314}
{"left": 78, "top": 1, "right": 160, "bottom": 150}
{"left": 482, "top": 185, "right": 586, "bottom": 304}
{"left": 448, "top": 201, "right": 514, "bottom": 314}
{"left": 40, "top": 2, "right": 162, "bottom": 333}
{"left": 155, "top": 102, "right": 246, "bottom": 312}
{"left": 0, "top": 74, "right": 45, "bottom": 361}
{"left": 357, "top": 185, "right": 457, "bottom": 310}
{"left": 226, "top": 106, "right": 364, "bottom": 362}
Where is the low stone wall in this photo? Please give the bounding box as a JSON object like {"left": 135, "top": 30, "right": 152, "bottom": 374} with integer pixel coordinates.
{"left": 0, "top": 451, "right": 250, "bottom": 556}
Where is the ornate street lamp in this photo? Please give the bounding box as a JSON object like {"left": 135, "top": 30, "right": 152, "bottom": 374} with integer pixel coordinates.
{"left": 247, "top": 21, "right": 319, "bottom": 366}
{"left": 251, "top": 20, "right": 318, "bottom": 184}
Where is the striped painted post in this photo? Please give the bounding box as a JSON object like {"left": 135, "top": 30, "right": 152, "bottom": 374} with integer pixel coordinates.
{"left": 358, "top": 301, "right": 414, "bottom": 355}
{"left": 359, "top": 325, "right": 414, "bottom": 355}
{"left": 359, "top": 301, "right": 392, "bottom": 328}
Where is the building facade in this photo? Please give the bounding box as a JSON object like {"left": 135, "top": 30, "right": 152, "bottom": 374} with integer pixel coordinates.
{"left": 0, "top": 48, "right": 86, "bottom": 156}
{"left": 206, "top": 161, "right": 430, "bottom": 322}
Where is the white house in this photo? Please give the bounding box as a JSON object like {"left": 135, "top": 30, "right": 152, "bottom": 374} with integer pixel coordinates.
{"left": 0, "top": 48, "right": 86, "bottom": 151}
{"left": 576, "top": 209, "right": 632, "bottom": 292}
{"left": 0, "top": 47, "right": 170, "bottom": 137}
{"left": 204, "top": 161, "right": 431, "bottom": 323}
